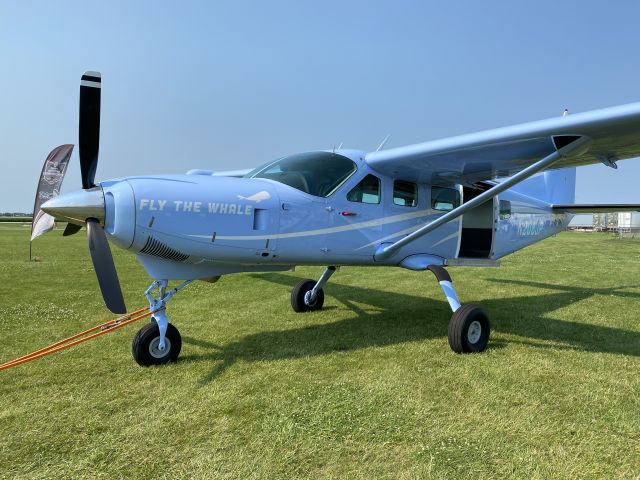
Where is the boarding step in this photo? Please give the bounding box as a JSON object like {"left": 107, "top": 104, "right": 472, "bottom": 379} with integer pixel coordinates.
{"left": 445, "top": 258, "right": 500, "bottom": 267}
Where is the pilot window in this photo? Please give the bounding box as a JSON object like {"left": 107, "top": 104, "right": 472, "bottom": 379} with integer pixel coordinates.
{"left": 393, "top": 180, "right": 418, "bottom": 207}
{"left": 246, "top": 152, "right": 357, "bottom": 197}
{"left": 347, "top": 174, "right": 380, "bottom": 204}
{"left": 431, "top": 186, "right": 460, "bottom": 211}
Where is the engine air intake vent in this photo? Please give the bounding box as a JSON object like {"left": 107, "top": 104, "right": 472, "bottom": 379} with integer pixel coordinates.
{"left": 140, "top": 236, "right": 189, "bottom": 262}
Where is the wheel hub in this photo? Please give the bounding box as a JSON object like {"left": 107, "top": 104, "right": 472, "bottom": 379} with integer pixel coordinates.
{"left": 149, "top": 336, "right": 172, "bottom": 359}
{"left": 304, "top": 291, "right": 316, "bottom": 307}
{"left": 467, "top": 320, "right": 482, "bottom": 344}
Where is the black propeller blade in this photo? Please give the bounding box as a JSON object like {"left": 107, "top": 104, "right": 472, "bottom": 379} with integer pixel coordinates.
{"left": 79, "top": 72, "right": 101, "bottom": 189}
{"left": 62, "top": 222, "right": 82, "bottom": 236}
{"left": 86, "top": 219, "right": 126, "bottom": 314}
{"left": 80, "top": 71, "right": 126, "bottom": 314}
{"left": 42, "top": 71, "right": 127, "bottom": 314}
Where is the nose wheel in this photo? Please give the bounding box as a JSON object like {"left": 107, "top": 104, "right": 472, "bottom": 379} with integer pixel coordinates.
{"left": 131, "top": 279, "right": 193, "bottom": 367}
{"left": 132, "top": 321, "right": 182, "bottom": 366}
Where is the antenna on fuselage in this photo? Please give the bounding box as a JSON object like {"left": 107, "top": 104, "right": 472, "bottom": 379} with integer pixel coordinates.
{"left": 333, "top": 142, "right": 344, "bottom": 153}
{"left": 375, "top": 134, "right": 391, "bottom": 152}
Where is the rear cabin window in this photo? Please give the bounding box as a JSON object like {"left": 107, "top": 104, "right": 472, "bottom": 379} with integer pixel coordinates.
{"left": 347, "top": 174, "right": 380, "bottom": 204}
{"left": 393, "top": 180, "right": 418, "bottom": 207}
{"left": 431, "top": 186, "right": 460, "bottom": 211}
{"left": 499, "top": 199, "right": 512, "bottom": 219}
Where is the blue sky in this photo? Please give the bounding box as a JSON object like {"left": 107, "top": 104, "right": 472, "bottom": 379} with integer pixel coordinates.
{"left": 2, "top": 1, "right": 640, "bottom": 212}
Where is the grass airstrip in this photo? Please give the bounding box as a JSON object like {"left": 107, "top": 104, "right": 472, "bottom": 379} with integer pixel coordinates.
{"left": 0, "top": 223, "right": 638, "bottom": 479}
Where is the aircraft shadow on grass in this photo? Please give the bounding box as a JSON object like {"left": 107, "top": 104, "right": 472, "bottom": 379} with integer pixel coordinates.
{"left": 181, "top": 273, "right": 640, "bottom": 383}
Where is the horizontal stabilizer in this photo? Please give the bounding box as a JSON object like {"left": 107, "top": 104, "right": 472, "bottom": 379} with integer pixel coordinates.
{"left": 552, "top": 204, "right": 640, "bottom": 213}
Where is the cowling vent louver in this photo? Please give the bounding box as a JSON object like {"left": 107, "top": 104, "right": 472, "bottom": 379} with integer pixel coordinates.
{"left": 140, "top": 236, "right": 189, "bottom": 262}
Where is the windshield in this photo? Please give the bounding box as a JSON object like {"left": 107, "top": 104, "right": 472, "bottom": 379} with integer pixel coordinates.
{"left": 246, "top": 152, "right": 357, "bottom": 197}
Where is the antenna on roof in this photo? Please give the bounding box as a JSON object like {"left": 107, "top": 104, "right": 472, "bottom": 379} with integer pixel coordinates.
{"left": 563, "top": 108, "right": 570, "bottom": 117}
{"left": 375, "top": 134, "right": 391, "bottom": 152}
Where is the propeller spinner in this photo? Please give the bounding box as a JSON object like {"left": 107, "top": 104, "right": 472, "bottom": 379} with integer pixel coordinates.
{"left": 41, "top": 71, "right": 127, "bottom": 314}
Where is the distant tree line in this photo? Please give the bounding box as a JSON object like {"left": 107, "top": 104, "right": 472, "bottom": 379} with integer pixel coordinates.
{"left": 0, "top": 212, "right": 32, "bottom": 220}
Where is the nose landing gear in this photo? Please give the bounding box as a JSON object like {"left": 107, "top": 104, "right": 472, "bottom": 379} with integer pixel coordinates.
{"left": 132, "top": 322, "right": 182, "bottom": 366}
{"left": 131, "top": 279, "right": 192, "bottom": 366}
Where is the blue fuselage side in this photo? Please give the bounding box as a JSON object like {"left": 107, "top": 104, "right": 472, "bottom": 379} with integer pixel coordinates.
{"left": 100, "top": 150, "right": 571, "bottom": 279}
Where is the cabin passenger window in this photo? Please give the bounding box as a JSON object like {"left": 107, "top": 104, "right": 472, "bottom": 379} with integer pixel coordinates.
{"left": 431, "top": 186, "right": 460, "bottom": 211}
{"left": 499, "top": 200, "right": 512, "bottom": 219}
{"left": 393, "top": 180, "right": 418, "bottom": 207}
{"left": 347, "top": 174, "right": 380, "bottom": 204}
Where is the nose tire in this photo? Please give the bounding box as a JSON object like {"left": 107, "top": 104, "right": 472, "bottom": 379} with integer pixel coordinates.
{"left": 132, "top": 322, "right": 182, "bottom": 366}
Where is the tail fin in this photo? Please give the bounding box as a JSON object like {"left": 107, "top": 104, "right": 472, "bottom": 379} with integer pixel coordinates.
{"left": 512, "top": 167, "right": 576, "bottom": 204}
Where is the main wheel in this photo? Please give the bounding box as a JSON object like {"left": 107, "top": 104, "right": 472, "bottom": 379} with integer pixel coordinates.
{"left": 448, "top": 304, "right": 490, "bottom": 353}
{"left": 132, "top": 321, "right": 182, "bottom": 366}
{"left": 291, "top": 279, "right": 324, "bottom": 312}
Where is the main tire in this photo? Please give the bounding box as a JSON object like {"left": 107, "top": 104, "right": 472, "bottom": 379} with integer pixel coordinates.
{"left": 132, "top": 321, "right": 182, "bottom": 366}
{"left": 448, "top": 304, "right": 490, "bottom": 353}
{"left": 291, "top": 279, "right": 324, "bottom": 312}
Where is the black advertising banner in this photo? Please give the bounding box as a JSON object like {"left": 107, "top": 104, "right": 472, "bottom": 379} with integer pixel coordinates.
{"left": 30, "top": 144, "right": 74, "bottom": 241}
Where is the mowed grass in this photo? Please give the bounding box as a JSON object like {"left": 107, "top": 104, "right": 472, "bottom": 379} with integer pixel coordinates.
{"left": 0, "top": 223, "right": 639, "bottom": 479}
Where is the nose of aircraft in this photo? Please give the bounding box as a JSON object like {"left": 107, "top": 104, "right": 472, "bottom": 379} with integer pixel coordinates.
{"left": 41, "top": 187, "right": 105, "bottom": 225}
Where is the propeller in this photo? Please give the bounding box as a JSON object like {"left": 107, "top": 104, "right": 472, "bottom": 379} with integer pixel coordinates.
{"left": 78, "top": 72, "right": 126, "bottom": 313}
{"left": 41, "top": 71, "right": 127, "bottom": 314}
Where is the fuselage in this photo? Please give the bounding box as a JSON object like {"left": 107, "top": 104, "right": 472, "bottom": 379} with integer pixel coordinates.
{"left": 94, "top": 149, "right": 571, "bottom": 280}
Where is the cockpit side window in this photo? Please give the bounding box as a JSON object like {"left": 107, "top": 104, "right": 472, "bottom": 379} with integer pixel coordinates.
{"left": 347, "top": 174, "right": 381, "bottom": 204}
{"left": 393, "top": 180, "right": 418, "bottom": 207}
{"left": 246, "top": 152, "right": 357, "bottom": 197}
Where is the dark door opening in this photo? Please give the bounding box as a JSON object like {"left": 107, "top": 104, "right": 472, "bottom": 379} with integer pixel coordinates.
{"left": 458, "top": 186, "right": 494, "bottom": 258}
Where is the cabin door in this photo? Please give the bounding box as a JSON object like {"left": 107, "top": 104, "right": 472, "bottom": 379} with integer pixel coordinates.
{"left": 458, "top": 186, "right": 495, "bottom": 258}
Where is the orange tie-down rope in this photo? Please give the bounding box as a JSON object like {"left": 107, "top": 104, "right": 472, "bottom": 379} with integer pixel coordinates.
{"left": 0, "top": 307, "right": 153, "bottom": 371}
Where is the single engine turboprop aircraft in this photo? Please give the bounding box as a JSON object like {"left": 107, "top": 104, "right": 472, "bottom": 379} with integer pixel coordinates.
{"left": 36, "top": 71, "right": 640, "bottom": 366}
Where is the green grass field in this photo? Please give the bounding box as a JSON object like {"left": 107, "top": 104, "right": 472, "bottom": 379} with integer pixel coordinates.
{"left": 1, "top": 223, "right": 639, "bottom": 479}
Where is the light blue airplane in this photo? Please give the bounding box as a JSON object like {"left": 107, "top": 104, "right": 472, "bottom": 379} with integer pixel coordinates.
{"left": 37, "top": 72, "right": 640, "bottom": 366}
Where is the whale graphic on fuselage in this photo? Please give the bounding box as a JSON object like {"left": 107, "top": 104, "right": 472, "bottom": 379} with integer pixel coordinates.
{"left": 237, "top": 190, "right": 271, "bottom": 203}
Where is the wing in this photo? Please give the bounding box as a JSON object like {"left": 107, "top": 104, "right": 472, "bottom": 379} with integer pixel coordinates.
{"left": 365, "top": 102, "right": 640, "bottom": 185}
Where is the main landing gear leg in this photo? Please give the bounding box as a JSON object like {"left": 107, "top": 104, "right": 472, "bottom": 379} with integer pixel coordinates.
{"left": 291, "top": 266, "right": 338, "bottom": 312}
{"left": 131, "top": 279, "right": 193, "bottom": 366}
{"left": 427, "top": 265, "right": 490, "bottom": 354}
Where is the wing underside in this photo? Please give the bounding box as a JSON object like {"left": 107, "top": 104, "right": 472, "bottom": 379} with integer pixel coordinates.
{"left": 365, "top": 102, "right": 640, "bottom": 185}
{"left": 552, "top": 204, "right": 640, "bottom": 214}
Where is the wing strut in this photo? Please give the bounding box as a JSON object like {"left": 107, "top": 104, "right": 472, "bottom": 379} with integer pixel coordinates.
{"left": 374, "top": 136, "right": 591, "bottom": 262}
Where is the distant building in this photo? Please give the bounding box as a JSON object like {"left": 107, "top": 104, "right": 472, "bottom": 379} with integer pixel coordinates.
{"left": 588, "top": 212, "right": 640, "bottom": 237}
{"left": 593, "top": 212, "right": 618, "bottom": 231}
